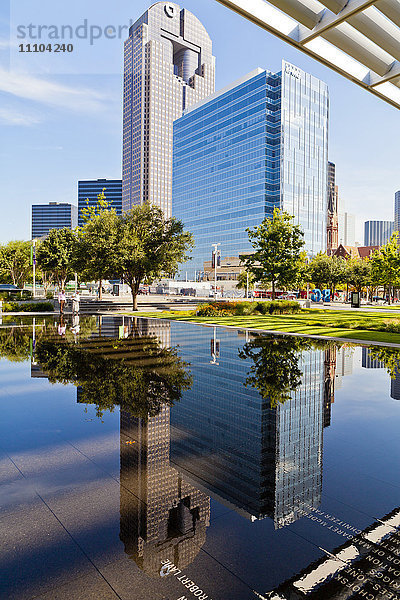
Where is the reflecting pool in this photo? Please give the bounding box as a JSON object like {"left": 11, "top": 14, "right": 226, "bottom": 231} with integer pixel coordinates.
{"left": 1, "top": 315, "right": 400, "bottom": 600}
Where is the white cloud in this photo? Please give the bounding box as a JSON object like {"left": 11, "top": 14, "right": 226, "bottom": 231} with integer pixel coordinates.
{"left": 0, "top": 106, "right": 42, "bottom": 126}
{"left": 0, "top": 39, "right": 11, "bottom": 49}
{"left": 0, "top": 67, "right": 110, "bottom": 113}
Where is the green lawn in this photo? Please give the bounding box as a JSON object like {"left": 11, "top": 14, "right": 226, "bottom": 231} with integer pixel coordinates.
{"left": 127, "top": 308, "right": 400, "bottom": 345}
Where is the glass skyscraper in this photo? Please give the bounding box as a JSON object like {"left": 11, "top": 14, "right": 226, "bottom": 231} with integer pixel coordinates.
{"left": 395, "top": 190, "right": 400, "bottom": 233}
{"left": 31, "top": 203, "right": 78, "bottom": 239}
{"left": 173, "top": 61, "right": 329, "bottom": 279}
{"left": 77, "top": 179, "right": 122, "bottom": 227}
{"left": 122, "top": 2, "right": 215, "bottom": 216}
{"left": 364, "top": 220, "right": 393, "bottom": 246}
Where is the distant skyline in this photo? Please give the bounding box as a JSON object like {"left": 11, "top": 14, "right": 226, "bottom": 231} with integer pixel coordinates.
{"left": 1, "top": 0, "right": 399, "bottom": 243}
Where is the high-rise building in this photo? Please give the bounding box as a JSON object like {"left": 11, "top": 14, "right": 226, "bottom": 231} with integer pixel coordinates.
{"left": 173, "top": 62, "right": 329, "bottom": 279}
{"left": 394, "top": 190, "right": 400, "bottom": 232}
{"left": 338, "top": 210, "right": 356, "bottom": 246}
{"left": 327, "top": 162, "right": 339, "bottom": 256}
{"left": 122, "top": 2, "right": 215, "bottom": 216}
{"left": 77, "top": 179, "right": 122, "bottom": 227}
{"left": 31, "top": 203, "right": 78, "bottom": 239}
{"left": 364, "top": 220, "right": 393, "bottom": 247}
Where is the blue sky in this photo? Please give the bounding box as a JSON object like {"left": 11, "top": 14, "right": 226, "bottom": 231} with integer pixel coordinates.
{"left": 0, "top": 0, "right": 399, "bottom": 244}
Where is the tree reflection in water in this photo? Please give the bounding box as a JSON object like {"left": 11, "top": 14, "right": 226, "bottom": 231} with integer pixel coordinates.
{"left": 34, "top": 320, "right": 193, "bottom": 418}
{"left": 239, "top": 334, "right": 340, "bottom": 408}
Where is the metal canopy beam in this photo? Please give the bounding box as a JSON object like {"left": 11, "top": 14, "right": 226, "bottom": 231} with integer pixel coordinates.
{"left": 216, "top": 0, "right": 400, "bottom": 110}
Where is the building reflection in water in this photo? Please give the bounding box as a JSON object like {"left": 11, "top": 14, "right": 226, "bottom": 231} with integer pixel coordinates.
{"left": 170, "top": 330, "right": 338, "bottom": 529}
{"left": 119, "top": 407, "right": 210, "bottom": 576}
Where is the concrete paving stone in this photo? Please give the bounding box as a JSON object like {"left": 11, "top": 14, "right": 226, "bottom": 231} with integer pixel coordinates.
{"left": 0, "top": 497, "right": 97, "bottom": 600}
{"left": 30, "top": 570, "right": 121, "bottom": 600}
{"left": 99, "top": 548, "right": 257, "bottom": 600}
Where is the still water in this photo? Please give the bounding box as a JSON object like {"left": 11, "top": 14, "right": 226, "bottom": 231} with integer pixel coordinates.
{"left": 1, "top": 315, "right": 400, "bottom": 600}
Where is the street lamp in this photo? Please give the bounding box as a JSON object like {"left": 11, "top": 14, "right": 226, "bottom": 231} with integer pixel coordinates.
{"left": 211, "top": 243, "right": 221, "bottom": 300}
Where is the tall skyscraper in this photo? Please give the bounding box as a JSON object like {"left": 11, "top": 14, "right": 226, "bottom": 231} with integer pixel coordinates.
{"left": 77, "top": 179, "right": 122, "bottom": 227}
{"left": 394, "top": 190, "right": 400, "bottom": 232}
{"left": 364, "top": 220, "right": 393, "bottom": 247}
{"left": 173, "top": 62, "right": 329, "bottom": 278}
{"left": 338, "top": 210, "right": 356, "bottom": 246}
{"left": 31, "top": 203, "right": 78, "bottom": 239}
{"left": 327, "top": 161, "right": 338, "bottom": 256}
{"left": 122, "top": 2, "right": 215, "bottom": 216}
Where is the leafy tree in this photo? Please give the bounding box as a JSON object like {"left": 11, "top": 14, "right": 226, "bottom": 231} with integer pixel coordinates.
{"left": 367, "top": 346, "right": 400, "bottom": 379}
{"left": 370, "top": 233, "right": 400, "bottom": 303}
{"left": 307, "top": 253, "right": 347, "bottom": 297}
{"left": 36, "top": 228, "right": 77, "bottom": 290}
{"left": 35, "top": 325, "right": 192, "bottom": 418}
{"left": 75, "top": 197, "right": 120, "bottom": 300}
{"left": 0, "top": 240, "right": 32, "bottom": 287}
{"left": 236, "top": 269, "right": 256, "bottom": 296}
{"left": 345, "top": 259, "right": 371, "bottom": 294}
{"left": 240, "top": 208, "right": 305, "bottom": 299}
{"left": 117, "top": 204, "right": 193, "bottom": 310}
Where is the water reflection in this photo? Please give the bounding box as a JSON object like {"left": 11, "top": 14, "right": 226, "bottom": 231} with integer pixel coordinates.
{"left": 34, "top": 316, "right": 192, "bottom": 418}
{"left": 2, "top": 315, "right": 400, "bottom": 597}
{"left": 119, "top": 408, "right": 210, "bottom": 575}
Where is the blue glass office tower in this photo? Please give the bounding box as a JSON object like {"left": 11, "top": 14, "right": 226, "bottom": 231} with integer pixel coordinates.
{"left": 78, "top": 179, "right": 122, "bottom": 227}
{"left": 173, "top": 61, "right": 329, "bottom": 278}
{"left": 31, "top": 203, "right": 78, "bottom": 239}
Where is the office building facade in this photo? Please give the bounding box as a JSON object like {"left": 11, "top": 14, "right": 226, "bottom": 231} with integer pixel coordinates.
{"left": 173, "top": 62, "right": 329, "bottom": 279}
{"left": 122, "top": 2, "right": 215, "bottom": 216}
{"left": 394, "top": 190, "right": 400, "bottom": 233}
{"left": 77, "top": 179, "right": 122, "bottom": 227}
{"left": 31, "top": 203, "right": 78, "bottom": 239}
{"left": 364, "top": 220, "right": 393, "bottom": 247}
{"left": 338, "top": 210, "right": 356, "bottom": 246}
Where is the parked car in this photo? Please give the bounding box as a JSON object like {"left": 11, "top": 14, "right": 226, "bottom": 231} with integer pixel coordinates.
{"left": 0, "top": 284, "right": 22, "bottom": 292}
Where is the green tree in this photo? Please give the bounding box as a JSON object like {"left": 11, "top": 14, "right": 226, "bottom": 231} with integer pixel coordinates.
{"left": 117, "top": 204, "right": 193, "bottom": 310}
{"left": 236, "top": 269, "right": 256, "bottom": 297}
{"left": 36, "top": 228, "right": 77, "bottom": 290}
{"left": 308, "top": 253, "right": 347, "bottom": 298}
{"left": 370, "top": 232, "right": 400, "bottom": 304}
{"left": 0, "top": 240, "right": 32, "bottom": 287}
{"left": 345, "top": 258, "right": 371, "bottom": 294}
{"left": 75, "top": 191, "right": 120, "bottom": 299}
{"left": 240, "top": 208, "right": 305, "bottom": 299}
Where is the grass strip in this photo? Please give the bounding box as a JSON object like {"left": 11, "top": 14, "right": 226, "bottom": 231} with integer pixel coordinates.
{"left": 124, "top": 308, "right": 400, "bottom": 345}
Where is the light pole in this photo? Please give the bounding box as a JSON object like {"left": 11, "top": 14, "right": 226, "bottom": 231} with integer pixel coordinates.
{"left": 32, "top": 239, "right": 36, "bottom": 298}
{"left": 211, "top": 243, "right": 220, "bottom": 300}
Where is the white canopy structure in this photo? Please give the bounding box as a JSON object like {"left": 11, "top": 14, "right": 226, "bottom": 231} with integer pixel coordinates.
{"left": 216, "top": 0, "right": 400, "bottom": 110}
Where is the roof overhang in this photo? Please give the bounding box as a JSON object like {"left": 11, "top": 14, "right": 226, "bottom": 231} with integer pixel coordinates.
{"left": 215, "top": 0, "right": 400, "bottom": 110}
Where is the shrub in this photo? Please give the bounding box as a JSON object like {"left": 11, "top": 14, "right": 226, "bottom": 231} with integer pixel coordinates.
{"left": 2, "top": 301, "right": 54, "bottom": 313}
{"left": 255, "top": 300, "right": 300, "bottom": 315}
{"left": 196, "top": 304, "right": 230, "bottom": 317}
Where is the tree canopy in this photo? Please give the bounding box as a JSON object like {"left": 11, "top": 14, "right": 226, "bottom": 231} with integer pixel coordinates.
{"left": 0, "top": 240, "right": 32, "bottom": 287}
{"left": 36, "top": 228, "right": 77, "bottom": 289}
{"left": 240, "top": 208, "right": 305, "bottom": 299}
{"left": 117, "top": 204, "right": 194, "bottom": 310}
{"left": 307, "top": 253, "right": 347, "bottom": 293}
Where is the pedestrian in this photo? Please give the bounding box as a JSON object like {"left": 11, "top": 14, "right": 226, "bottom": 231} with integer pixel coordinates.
{"left": 72, "top": 291, "right": 80, "bottom": 314}
{"left": 58, "top": 289, "right": 66, "bottom": 314}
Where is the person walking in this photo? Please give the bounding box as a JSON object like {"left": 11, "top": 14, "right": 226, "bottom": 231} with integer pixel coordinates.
{"left": 72, "top": 291, "right": 80, "bottom": 315}
{"left": 58, "top": 289, "right": 66, "bottom": 314}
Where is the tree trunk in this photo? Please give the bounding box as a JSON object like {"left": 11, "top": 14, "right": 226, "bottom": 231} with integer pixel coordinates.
{"left": 272, "top": 281, "right": 276, "bottom": 300}
{"left": 98, "top": 279, "right": 102, "bottom": 300}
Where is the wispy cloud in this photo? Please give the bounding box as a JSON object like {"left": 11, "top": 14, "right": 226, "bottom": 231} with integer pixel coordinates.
{"left": 0, "top": 67, "right": 110, "bottom": 113}
{"left": 0, "top": 106, "right": 42, "bottom": 126}
{"left": 0, "top": 39, "right": 11, "bottom": 50}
